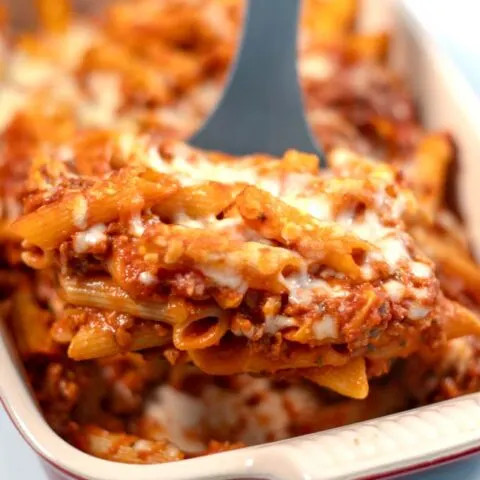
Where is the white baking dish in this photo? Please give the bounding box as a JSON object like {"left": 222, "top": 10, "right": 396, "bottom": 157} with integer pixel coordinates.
{"left": 2, "top": 0, "right": 480, "bottom": 478}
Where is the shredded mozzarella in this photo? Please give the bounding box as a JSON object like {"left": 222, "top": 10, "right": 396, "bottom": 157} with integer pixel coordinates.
{"left": 443, "top": 338, "right": 474, "bottom": 377}
{"left": 282, "top": 173, "right": 314, "bottom": 195}
{"left": 283, "top": 194, "right": 332, "bottom": 221}
{"left": 138, "top": 271, "right": 157, "bottom": 286}
{"left": 411, "top": 261, "right": 432, "bottom": 279}
{"left": 312, "top": 314, "right": 338, "bottom": 340}
{"left": 79, "top": 73, "right": 123, "bottom": 127}
{"left": 145, "top": 386, "right": 206, "bottom": 453}
{"left": 73, "top": 224, "right": 106, "bottom": 253}
{"left": 199, "top": 264, "right": 247, "bottom": 290}
{"left": 56, "top": 146, "right": 74, "bottom": 162}
{"left": 411, "top": 286, "right": 430, "bottom": 299}
{"left": 56, "top": 23, "right": 98, "bottom": 68}
{"left": 383, "top": 280, "right": 405, "bottom": 302}
{"left": 0, "top": 87, "right": 27, "bottom": 131}
{"left": 146, "top": 147, "right": 259, "bottom": 187}
{"left": 8, "top": 53, "right": 59, "bottom": 89}
{"left": 283, "top": 271, "right": 333, "bottom": 305}
{"left": 299, "top": 55, "right": 334, "bottom": 81}
{"left": 379, "top": 237, "right": 409, "bottom": 269}
{"left": 257, "top": 177, "right": 282, "bottom": 196}
{"left": 133, "top": 440, "right": 152, "bottom": 452}
{"left": 72, "top": 195, "right": 88, "bottom": 229}
{"left": 407, "top": 304, "right": 430, "bottom": 320}
{"left": 361, "top": 263, "right": 374, "bottom": 280}
{"left": 264, "top": 315, "right": 296, "bottom": 335}
{"left": 129, "top": 214, "right": 146, "bottom": 237}
{"left": 174, "top": 212, "right": 210, "bottom": 229}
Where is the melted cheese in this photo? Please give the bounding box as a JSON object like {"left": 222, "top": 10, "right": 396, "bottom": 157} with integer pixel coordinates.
{"left": 283, "top": 194, "right": 332, "bottom": 221}
{"left": 138, "top": 271, "right": 157, "bottom": 286}
{"left": 199, "top": 264, "right": 247, "bottom": 290}
{"left": 124, "top": 142, "right": 427, "bottom": 305}
{"left": 145, "top": 386, "right": 206, "bottom": 453}
{"left": 411, "top": 286, "right": 430, "bottom": 299}
{"left": 8, "top": 53, "right": 59, "bottom": 89}
{"left": 147, "top": 147, "right": 259, "bottom": 187}
{"left": 283, "top": 271, "right": 333, "bottom": 305}
{"left": 73, "top": 223, "right": 106, "bottom": 253}
{"left": 257, "top": 177, "right": 282, "bottom": 196}
{"left": 118, "top": 133, "right": 137, "bottom": 158}
{"left": 345, "top": 211, "right": 387, "bottom": 242}
{"left": 56, "top": 146, "right": 74, "bottom": 162}
{"left": 383, "top": 280, "right": 405, "bottom": 302}
{"left": 380, "top": 237, "right": 409, "bottom": 269}
{"left": 264, "top": 315, "right": 296, "bottom": 335}
{"left": 79, "top": 73, "right": 123, "bottom": 127}
{"left": 189, "top": 81, "right": 221, "bottom": 113}
{"left": 282, "top": 173, "right": 315, "bottom": 195}
{"left": 361, "top": 263, "right": 374, "bottom": 280}
{"left": 57, "top": 23, "right": 98, "bottom": 68}
{"left": 174, "top": 212, "right": 210, "bottom": 229}
{"left": 411, "top": 261, "right": 432, "bottom": 279}
{"left": 312, "top": 314, "right": 338, "bottom": 340}
{"left": 329, "top": 148, "right": 357, "bottom": 167}
{"left": 72, "top": 195, "right": 88, "bottom": 229}
{"left": 0, "top": 87, "right": 27, "bottom": 131}
{"left": 202, "top": 377, "right": 290, "bottom": 445}
{"left": 0, "top": 22, "right": 99, "bottom": 134}
{"left": 443, "top": 338, "right": 474, "bottom": 377}
{"left": 129, "top": 214, "right": 146, "bottom": 237}
{"left": 407, "top": 304, "right": 430, "bottom": 320}
{"left": 299, "top": 54, "right": 334, "bottom": 81}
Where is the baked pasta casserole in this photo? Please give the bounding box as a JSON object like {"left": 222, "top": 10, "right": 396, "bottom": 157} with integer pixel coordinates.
{"left": 1, "top": 0, "right": 480, "bottom": 464}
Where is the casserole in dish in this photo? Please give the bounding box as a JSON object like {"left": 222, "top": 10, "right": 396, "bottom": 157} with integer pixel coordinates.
{"left": 2, "top": 0, "right": 480, "bottom": 478}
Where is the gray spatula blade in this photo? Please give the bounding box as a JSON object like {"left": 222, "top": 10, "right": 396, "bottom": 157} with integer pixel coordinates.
{"left": 190, "top": 0, "right": 323, "bottom": 161}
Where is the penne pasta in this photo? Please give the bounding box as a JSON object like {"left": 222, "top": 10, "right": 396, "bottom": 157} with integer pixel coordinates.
{"left": 10, "top": 282, "right": 59, "bottom": 358}
{"left": 189, "top": 335, "right": 349, "bottom": 376}
{"left": 142, "top": 223, "right": 304, "bottom": 293}
{"left": 153, "top": 182, "right": 244, "bottom": 220}
{"left": 442, "top": 301, "right": 480, "bottom": 340}
{"left": 173, "top": 306, "right": 229, "bottom": 350}
{"left": 68, "top": 322, "right": 171, "bottom": 361}
{"left": 236, "top": 186, "right": 373, "bottom": 279}
{"left": 3, "top": 0, "right": 480, "bottom": 465}
{"left": 10, "top": 169, "right": 178, "bottom": 251}
{"left": 413, "top": 228, "right": 480, "bottom": 302}
{"left": 60, "top": 276, "right": 189, "bottom": 325}
{"left": 410, "top": 133, "right": 453, "bottom": 219}
{"left": 303, "top": 357, "right": 369, "bottom": 399}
